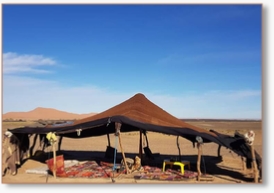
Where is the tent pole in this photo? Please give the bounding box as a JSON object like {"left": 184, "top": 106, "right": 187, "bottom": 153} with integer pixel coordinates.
{"left": 217, "top": 145, "right": 221, "bottom": 158}
{"left": 115, "top": 122, "right": 130, "bottom": 174}
{"left": 58, "top": 136, "right": 63, "bottom": 152}
{"left": 29, "top": 134, "right": 38, "bottom": 157}
{"left": 176, "top": 136, "right": 181, "bottom": 161}
{"left": 118, "top": 134, "right": 130, "bottom": 174}
{"left": 52, "top": 141, "right": 57, "bottom": 179}
{"left": 139, "top": 130, "right": 143, "bottom": 160}
{"left": 107, "top": 133, "right": 111, "bottom": 147}
{"left": 145, "top": 132, "right": 149, "bottom": 146}
{"left": 197, "top": 143, "right": 202, "bottom": 181}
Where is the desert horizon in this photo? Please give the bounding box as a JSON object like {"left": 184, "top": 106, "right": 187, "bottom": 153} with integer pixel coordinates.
{"left": 2, "top": 96, "right": 263, "bottom": 184}
{"left": 2, "top": 107, "right": 261, "bottom": 122}
{"left": 1, "top": 94, "right": 264, "bottom": 186}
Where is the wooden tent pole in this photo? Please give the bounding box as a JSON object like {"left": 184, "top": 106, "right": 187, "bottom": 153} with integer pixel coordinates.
{"left": 52, "top": 141, "right": 57, "bottom": 179}
{"left": 139, "top": 130, "right": 143, "bottom": 159}
{"left": 197, "top": 143, "right": 202, "bottom": 181}
{"left": 115, "top": 122, "right": 130, "bottom": 174}
{"left": 176, "top": 136, "right": 181, "bottom": 161}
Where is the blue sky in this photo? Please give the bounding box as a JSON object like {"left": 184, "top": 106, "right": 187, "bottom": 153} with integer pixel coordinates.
{"left": 2, "top": 4, "right": 262, "bottom": 119}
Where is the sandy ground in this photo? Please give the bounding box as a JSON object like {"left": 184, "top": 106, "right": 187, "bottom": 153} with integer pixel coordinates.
{"left": 1, "top": 120, "right": 263, "bottom": 184}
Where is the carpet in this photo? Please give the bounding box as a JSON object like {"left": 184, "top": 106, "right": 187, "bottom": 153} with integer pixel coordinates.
{"left": 64, "top": 161, "right": 123, "bottom": 178}
{"left": 45, "top": 155, "right": 197, "bottom": 181}
{"left": 62, "top": 161, "right": 197, "bottom": 181}
{"left": 134, "top": 165, "right": 198, "bottom": 181}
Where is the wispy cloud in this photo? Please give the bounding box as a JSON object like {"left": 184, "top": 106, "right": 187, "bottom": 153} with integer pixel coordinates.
{"left": 3, "top": 52, "right": 57, "bottom": 74}
{"left": 3, "top": 75, "right": 261, "bottom": 119}
{"left": 2, "top": 52, "right": 261, "bottom": 119}
{"left": 146, "top": 90, "right": 261, "bottom": 119}
{"left": 3, "top": 75, "right": 134, "bottom": 114}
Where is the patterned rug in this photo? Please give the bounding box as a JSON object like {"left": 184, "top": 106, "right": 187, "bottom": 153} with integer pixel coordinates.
{"left": 64, "top": 161, "right": 123, "bottom": 178}
{"left": 61, "top": 161, "right": 197, "bottom": 181}
{"left": 46, "top": 155, "right": 198, "bottom": 181}
{"left": 134, "top": 165, "right": 198, "bottom": 181}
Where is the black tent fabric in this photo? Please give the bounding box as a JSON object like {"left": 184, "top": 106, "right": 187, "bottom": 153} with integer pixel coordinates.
{"left": 7, "top": 93, "right": 262, "bottom": 175}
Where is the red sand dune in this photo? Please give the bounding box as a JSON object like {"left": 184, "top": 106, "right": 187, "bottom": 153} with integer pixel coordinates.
{"left": 2, "top": 107, "right": 97, "bottom": 120}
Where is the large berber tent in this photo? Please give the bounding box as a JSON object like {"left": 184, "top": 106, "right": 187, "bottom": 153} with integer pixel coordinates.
{"left": 7, "top": 93, "right": 262, "bottom": 178}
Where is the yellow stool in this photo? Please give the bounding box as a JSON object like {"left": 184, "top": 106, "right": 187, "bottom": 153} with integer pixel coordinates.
{"left": 162, "top": 159, "right": 190, "bottom": 174}
{"left": 181, "top": 160, "right": 191, "bottom": 170}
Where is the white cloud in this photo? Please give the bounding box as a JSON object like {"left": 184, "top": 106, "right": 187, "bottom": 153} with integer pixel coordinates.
{"left": 145, "top": 90, "right": 261, "bottom": 119}
{"left": 3, "top": 75, "right": 261, "bottom": 119}
{"left": 2, "top": 75, "right": 134, "bottom": 114}
{"left": 1, "top": 51, "right": 261, "bottom": 119}
{"left": 3, "top": 52, "right": 57, "bottom": 74}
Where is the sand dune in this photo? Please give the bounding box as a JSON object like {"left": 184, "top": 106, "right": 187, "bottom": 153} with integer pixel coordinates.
{"left": 2, "top": 107, "right": 97, "bottom": 120}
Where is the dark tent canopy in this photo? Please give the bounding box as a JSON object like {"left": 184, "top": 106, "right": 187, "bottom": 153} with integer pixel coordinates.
{"left": 8, "top": 93, "right": 262, "bottom": 170}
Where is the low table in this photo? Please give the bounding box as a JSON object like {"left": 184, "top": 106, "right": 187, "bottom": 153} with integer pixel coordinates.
{"left": 162, "top": 159, "right": 190, "bottom": 174}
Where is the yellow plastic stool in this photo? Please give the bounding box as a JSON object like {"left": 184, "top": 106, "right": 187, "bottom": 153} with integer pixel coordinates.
{"left": 162, "top": 159, "right": 190, "bottom": 174}
{"left": 181, "top": 160, "right": 191, "bottom": 170}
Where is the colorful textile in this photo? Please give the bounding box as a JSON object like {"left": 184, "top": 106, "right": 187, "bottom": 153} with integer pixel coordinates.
{"left": 63, "top": 161, "right": 123, "bottom": 178}
{"left": 46, "top": 155, "right": 67, "bottom": 177}
{"left": 134, "top": 165, "right": 198, "bottom": 181}
{"left": 47, "top": 158, "right": 197, "bottom": 181}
